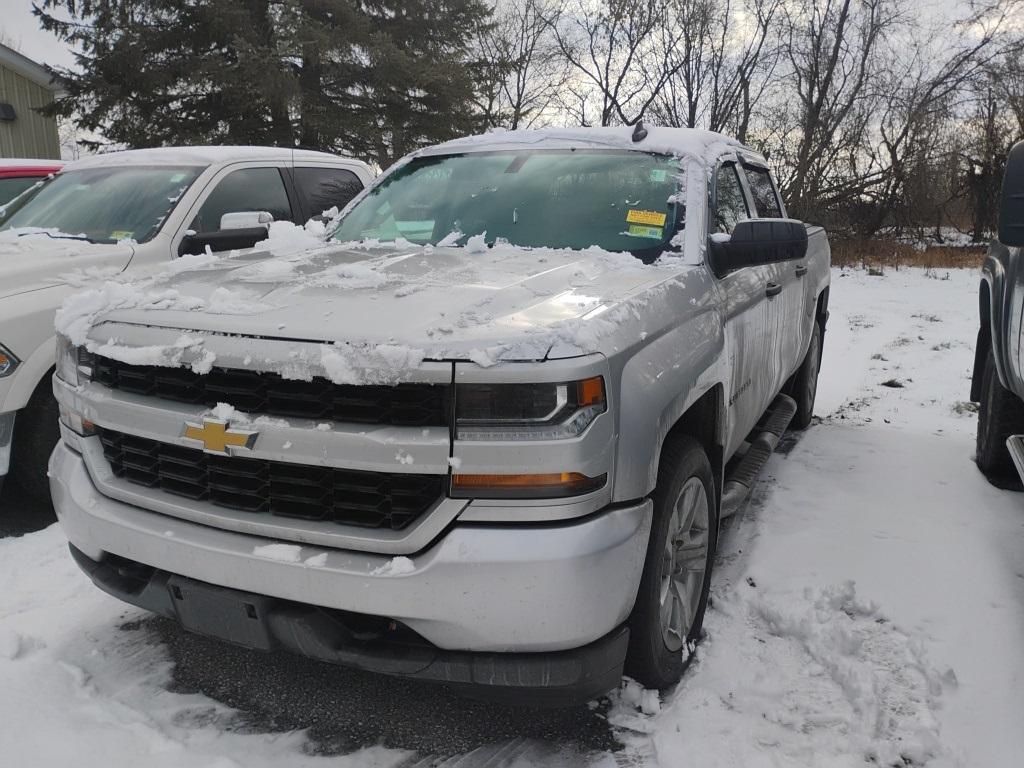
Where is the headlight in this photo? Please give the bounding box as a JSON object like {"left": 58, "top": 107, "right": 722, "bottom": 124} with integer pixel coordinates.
{"left": 55, "top": 336, "right": 94, "bottom": 387}
{"left": 0, "top": 343, "right": 19, "bottom": 378}
{"left": 455, "top": 376, "right": 606, "bottom": 441}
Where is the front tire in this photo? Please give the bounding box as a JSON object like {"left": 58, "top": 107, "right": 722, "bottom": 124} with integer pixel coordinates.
{"left": 625, "top": 435, "right": 717, "bottom": 689}
{"left": 976, "top": 347, "right": 1024, "bottom": 482}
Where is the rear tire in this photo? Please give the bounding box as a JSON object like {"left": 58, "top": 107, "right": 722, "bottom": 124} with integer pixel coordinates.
{"left": 789, "top": 322, "right": 822, "bottom": 430}
{"left": 9, "top": 376, "right": 60, "bottom": 508}
{"left": 625, "top": 434, "right": 717, "bottom": 690}
{"left": 976, "top": 347, "right": 1024, "bottom": 483}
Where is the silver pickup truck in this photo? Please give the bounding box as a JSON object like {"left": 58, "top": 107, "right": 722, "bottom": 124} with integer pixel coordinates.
{"left": 49, "top": 126, "right": 830, "bottom": 704}
{"left": 973, "top": 140, "right": 1024, "bottom": 485}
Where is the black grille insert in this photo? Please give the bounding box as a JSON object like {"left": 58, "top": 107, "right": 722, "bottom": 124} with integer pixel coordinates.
{"left": 92, "top": 356, "right": 451, "bottom": 427}
{"left": 98, "top": 428, "right": 444, "bottom": 530}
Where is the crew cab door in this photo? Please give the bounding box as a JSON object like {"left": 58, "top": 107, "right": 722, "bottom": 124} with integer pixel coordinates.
{"left": 712, "top": 159, "right": 786, "bottom": 455}
{"left": 175, "top": 164, "right": 297, "bottom": 256}
{"left": 739, "top": 161, "right": 809, "bottom": 381}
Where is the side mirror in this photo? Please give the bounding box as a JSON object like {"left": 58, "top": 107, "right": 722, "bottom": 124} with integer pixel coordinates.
{"left": 220, "top": 211, "right": 273, "bottom": 230}
{"left": 710, "top": 218, "right": 808, "bottom": 275}
{"left": 999, "top": 141, "right": 1024, "bottom": 247}
{"left": 178, "top": 212, "right": 274, "bottom": 257}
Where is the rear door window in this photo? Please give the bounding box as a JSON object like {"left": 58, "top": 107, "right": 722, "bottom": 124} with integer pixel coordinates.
{"left": 713, "top": 163, "right": 750, "bottom": 234}
{"left": 190, "top": 167, "right": 293, "bottom": 233}
{"left": 743, "top": 165, "right": 783, "bottom": 218}
{"left": 294, "top": 167, "right": 364, "bottom": 218}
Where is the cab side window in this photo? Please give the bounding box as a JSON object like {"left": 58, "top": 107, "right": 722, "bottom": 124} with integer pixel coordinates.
{"left": 714, "top": 163, "right": 750, "bottom": 233}
{"left": 190, "top": 167, "right": 293, "bottom": 233}
{"left": 743, "top": 166, "right": 783, "bottom": 218}
{"left": 294, "top": 167, "right": 363, "bottom": 218}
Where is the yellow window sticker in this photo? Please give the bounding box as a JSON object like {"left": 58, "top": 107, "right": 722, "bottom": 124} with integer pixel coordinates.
{"left": 110, "top": 230, "right": 134, "bottom": 240}
{"left": 626, "top": 209, "right": 667, "bottom": 227}
{"left": 627, "top": 224, "right": 663, "bottom": 239}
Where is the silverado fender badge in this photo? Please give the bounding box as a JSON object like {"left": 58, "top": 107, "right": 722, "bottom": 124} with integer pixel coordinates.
{"left": 182, "top": 418, "right": 258, "bottom": 455}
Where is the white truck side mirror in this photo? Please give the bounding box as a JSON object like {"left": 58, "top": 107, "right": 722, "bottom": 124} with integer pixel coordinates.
{"left": 219, "top": 211, "right": 273, "bottom": 231}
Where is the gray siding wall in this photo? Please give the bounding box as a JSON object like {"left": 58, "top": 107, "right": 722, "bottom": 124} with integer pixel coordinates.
{"left": 0, "top": 64, "right": 60, "bottom": 159}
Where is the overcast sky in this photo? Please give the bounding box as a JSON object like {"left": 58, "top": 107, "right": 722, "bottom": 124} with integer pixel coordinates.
{"left": 1, "top": 2, "right": 76, "bottom": 70}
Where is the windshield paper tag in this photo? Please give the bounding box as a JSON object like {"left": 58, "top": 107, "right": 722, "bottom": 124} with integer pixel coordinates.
{"left": 627, "top": 224, "right": 663, "bottom": 239}
{"left": 649, "top": 169, "right": 668, "bottom": 182}
{"left": 110, "top": 230, "right": 133, "bottom": 240}
{"left": 626, "top": 209, "right": 667, "bottom": 227}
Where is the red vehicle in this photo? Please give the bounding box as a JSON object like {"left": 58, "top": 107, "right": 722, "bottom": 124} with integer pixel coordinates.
{"left": 0, "top": 159, "right": 63, "bottom": 207}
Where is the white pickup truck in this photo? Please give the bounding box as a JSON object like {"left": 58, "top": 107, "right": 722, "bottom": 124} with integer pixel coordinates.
{"left": 0, "top": 146, "right": 373, "bottom": 505}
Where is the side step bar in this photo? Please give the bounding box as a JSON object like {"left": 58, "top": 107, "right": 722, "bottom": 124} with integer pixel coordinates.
{"left": 720, "top": 393, "right": 797, "bottom": 519}
{"left": 1006, "top": 435, "right": 1024, "bottom": 483}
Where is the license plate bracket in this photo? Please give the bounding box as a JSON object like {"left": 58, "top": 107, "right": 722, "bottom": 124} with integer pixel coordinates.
{"left": 167, "top": 576, "right": 276, "bottom": 651}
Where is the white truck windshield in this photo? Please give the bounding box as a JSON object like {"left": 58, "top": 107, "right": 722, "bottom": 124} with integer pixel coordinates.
{"left": 333, "top": 150, "right": 683, "bottom": 261}
{"left": 0, "top": 165, "right": 203, "bottom": 244}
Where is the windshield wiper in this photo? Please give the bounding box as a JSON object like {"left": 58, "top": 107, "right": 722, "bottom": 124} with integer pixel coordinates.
{"left": 21, "top": 231, "right": 96, "bottom": 244}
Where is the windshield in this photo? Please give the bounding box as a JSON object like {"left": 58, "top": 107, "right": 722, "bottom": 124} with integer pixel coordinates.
{"left": 332, "top": 150, "right": 683, "bottom": 261}
{"left": 0, "top": 165, "right": 204, "bottom": 244}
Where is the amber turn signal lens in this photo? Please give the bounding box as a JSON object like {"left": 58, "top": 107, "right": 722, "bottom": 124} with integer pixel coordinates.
{"left": 576, "top": 376, "right": 605, "bottom": 407}
{"left": 451, "top": 471, "right": 606, "bottom": 499}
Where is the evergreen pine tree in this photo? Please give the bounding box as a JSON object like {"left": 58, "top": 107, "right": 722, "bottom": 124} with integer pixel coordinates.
{"left": 34, "top": 0, "right": 492, "bottom": 166}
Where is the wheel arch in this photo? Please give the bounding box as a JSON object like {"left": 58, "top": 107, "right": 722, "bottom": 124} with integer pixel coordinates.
{"left": 661, "top": 385, "right": 726, "bottom": 512}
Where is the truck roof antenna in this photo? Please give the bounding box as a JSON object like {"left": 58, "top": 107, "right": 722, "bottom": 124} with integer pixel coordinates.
{"left": 632, "top": 121, "right": 648, "bottom": 143}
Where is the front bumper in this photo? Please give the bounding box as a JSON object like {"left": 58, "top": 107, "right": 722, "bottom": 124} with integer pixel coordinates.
{"left": 68, "top": 544, "right": 629, "bottom": 706}
{"left": 50, "top": 443, "right": 652, "bottom": 655}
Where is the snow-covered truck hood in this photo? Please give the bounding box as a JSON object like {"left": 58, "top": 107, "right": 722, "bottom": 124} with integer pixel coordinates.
{"left": 0, "top": 228, "right": 135, "bottom": 299}
{"left": 58, "top": 241, "right": 692, "bottom": 370}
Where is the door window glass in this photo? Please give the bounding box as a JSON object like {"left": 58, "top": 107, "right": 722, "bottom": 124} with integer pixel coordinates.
{"left": 744, "top": 166, "right": 783, "bottom": 218}
{"left": 714, "top": 163, "right": 749, "bottom": 233}
{"left": 294, "top": 167, "right": 363, "bottom": 217}
{"left": 190, "top": 167, "right": 292, "bottom": 233}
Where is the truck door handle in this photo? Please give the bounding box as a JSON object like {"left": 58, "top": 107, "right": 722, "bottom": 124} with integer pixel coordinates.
{"left": 765, "top": 282, "right": 782, "bottom": 297}
{"left": 795, "top": 265, "right": 808, "bottom": 277}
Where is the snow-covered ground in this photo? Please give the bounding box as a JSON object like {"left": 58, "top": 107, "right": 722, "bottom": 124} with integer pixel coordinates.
{"left": 2, "top": 266, "right": 1023, "bottom": 767}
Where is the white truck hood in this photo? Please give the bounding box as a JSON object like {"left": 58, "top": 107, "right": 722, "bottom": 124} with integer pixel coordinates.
{"left": 70, "top": 241, "right": 687, "bottom": 366}
{"left": 0, "top": 228, "right": 136, "bottom": 299}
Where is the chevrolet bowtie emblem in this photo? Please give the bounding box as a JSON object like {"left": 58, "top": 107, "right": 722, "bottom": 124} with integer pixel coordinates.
{"left": 182, "top": 418, "right": 258, "bottom": 455}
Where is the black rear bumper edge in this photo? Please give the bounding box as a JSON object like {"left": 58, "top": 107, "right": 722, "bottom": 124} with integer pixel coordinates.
{"left": 69, "top": 544, "right": 627, "bottom": 707}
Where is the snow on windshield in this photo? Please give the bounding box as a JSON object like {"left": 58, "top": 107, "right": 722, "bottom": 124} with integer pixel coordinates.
{"left": 332, "top": 150, "right": 686, "bottom": 263}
